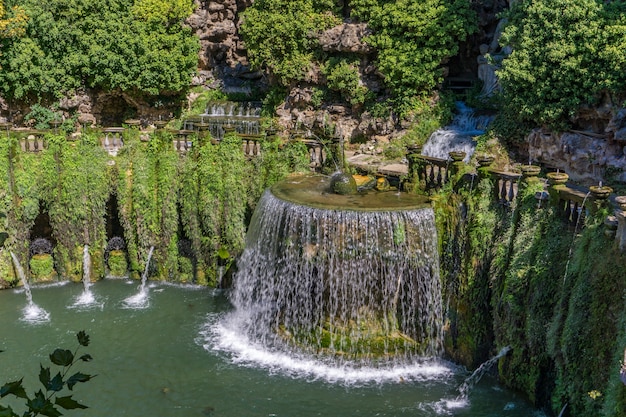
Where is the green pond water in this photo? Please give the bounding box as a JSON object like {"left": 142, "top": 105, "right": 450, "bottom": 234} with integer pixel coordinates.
{"left": 0, "top": 279, "right": 544, "bottom": 417}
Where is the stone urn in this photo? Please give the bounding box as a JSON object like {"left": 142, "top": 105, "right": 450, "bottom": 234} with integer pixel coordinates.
{"left": 589, "top": 185, "right": 613, "bottom": 200}
{"left": 476, "top": 154, "right": 495, "bottom": 167}
{"left": 546, "top": 171, "right": 569, "bottom": 185}
{"left": 406, "top": 144, "right": 423, "bottom": 155}
{"left": 124, "top": 119, "right": 141, "bottom": 128}
{"left": 448, "top": 151, "right": 466, "bottom": 162}
{"left": 520, "top": 165, "right": 541, "bottom": 178}
{"left": 615, "top": 195, "right": 626, "bottom": 210}
{"left": 604, "top": 215, "right": 618, "bottom": 238}
{"left": 154, "top": 120, "right": 168, "bottom": 129}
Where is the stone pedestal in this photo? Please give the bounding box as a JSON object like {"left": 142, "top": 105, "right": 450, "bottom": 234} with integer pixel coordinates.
{"left": 615, "top": 210, "right": 626, "bottom": 251}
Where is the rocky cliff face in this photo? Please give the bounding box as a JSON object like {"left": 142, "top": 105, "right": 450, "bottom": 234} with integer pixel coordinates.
{"left": 186, "top": 0, "right": 263, "bottom": 94}
{"left": 527, "top": 99, "right": 626, "bottom": 184}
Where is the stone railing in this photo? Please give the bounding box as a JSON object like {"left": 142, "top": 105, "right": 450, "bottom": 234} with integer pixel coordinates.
{"left": 19, "top": 132, "right": 47, "bottom": 153}
{"left": 241, "top": 135, "right": 262, "bottom": 157}
{"left": 489, "top": 170, "right": 522, "bottom": 206}
{"left": 407, "top": 154, "right": 450, "bottom": 191}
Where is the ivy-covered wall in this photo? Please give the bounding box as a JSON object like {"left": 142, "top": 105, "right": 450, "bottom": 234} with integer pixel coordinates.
{"left": 437, "top": 172, "right": 626, "bottom": 416}
{"left": 0, "top": 130, "right": 309, "bottom": 286}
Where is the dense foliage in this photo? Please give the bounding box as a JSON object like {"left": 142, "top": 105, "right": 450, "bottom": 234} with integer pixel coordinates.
{"left": 0, "top": 1, "right": 27, "bottom": 39}
{"left": 351, "top": 0, "right": 476, "bottom": 105}
{"left": 498, "top": 0, "right": 626, "bottom": 127}
{"left": 241, "top": 0, "right": 475, "bottom": 114}
{"left": 0, "top": 0, "right": 199, "bottom": 100}
{"left": 240, "top": 0, "right": 340, "bottom": 84}
{"left": 435, "top": 168, "right": 626, "bottom": 416}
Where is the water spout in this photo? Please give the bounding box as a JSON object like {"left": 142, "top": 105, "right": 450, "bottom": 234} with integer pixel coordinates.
{"left": 11, "top": 251, "right": 50, "bottom": 323}
{"left": 457, "top": 346, "right": 511, "bottom": 399}
{"left": 11, "top": 251, "right": 32, "bottom": 304}
{"left": 140, "top": 246, "right": 154, "bottom": 292}
{"left": 71, "top": 245, "right": 98, "bottom": 307}
{"left": 123, "top": 246, "right": 154, "bottom": 309}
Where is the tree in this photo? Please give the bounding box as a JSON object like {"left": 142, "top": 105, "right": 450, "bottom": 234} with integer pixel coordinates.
{"left": 0, "top": 1, "right": 27, "bottom": 39}
{"left": 0, "top": 0, "right": 199, "bottom": 99}
{"left": 0, "top": 331, "right": 94, "bottom": 417}
{"left": 351, "top": 0, "right": 476, "bottom": 110}
{"left": 240, "top": 0, "right": 340, "bottom": 84}
{"left": 498, "top": 0, "right": 626, "bottom": 127}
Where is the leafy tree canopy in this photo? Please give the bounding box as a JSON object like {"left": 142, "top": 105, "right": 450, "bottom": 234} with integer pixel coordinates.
{"left": 0, "top": 0, "right": 199, "bottom": 100}
{"left": 0, "top": 1, "right": 27, "bottom": 39}
{"left": 241, "top": 0, "right": 475, "bottom": 114}
{"left": 351, "top": 0, "right": 476, "bottom": 101}
{"left": 498, "top": 0, "right": 626, "bottom": 127}
{"left": 240, "top": 0, "right": 340, "bottom": 84}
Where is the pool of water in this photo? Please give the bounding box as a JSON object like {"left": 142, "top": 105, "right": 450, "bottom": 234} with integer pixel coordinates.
{"left": 0, "top": 280, "right": 544, "bottom": 417}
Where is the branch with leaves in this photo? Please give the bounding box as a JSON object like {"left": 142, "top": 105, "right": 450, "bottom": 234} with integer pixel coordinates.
{"left": 0, "top": 331, "right": 95, "bottom": 417}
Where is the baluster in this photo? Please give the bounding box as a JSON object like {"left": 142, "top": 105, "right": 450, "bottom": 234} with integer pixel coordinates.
{"left": 436, "top": 166, "right": 443, "bottom": 188}
{"left": 426, "top": 164, "right": 435, "bottom": 188}
{"left": 499, "top": 179, "right": 507, "bottom": 204}
{"left": 508, "top": 180, "right": 516, "bottom": 202}
{"left": 253, "top": 140, "right": 259, "bottom": 156}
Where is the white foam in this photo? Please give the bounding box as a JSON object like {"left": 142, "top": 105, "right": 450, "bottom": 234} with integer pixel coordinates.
{"left": 122, "top": 288, "right": 150, "bottom": 309}
{"left": 21, "top": 303, "right": 51, "bottom": 324}
{"left": 200, "top": 313, "right": 454, "bottom": 386}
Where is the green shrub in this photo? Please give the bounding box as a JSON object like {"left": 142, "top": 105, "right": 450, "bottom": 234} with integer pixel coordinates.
{"left": 498, "top": 0, "right": 626, "bottom": 127}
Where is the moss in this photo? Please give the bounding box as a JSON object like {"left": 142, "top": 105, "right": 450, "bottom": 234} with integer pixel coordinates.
{"left": 107, "top": 250, "right": 128, "bottom": 277}
{"left": 177, "top": 256, "right": 194, "bottom": 283}
{"left": 29, "top": 253, "right": 56, "bottom": 282}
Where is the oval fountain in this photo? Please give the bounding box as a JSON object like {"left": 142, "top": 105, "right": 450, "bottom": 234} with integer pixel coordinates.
{"left": 210, "top": 174, "right": 449, "bottom": 383}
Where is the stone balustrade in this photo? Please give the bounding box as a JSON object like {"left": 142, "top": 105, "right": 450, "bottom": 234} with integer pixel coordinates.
{"left": 407, "top": 154, "right": 450, "bottom": 191}
{"left": 241, "top": 135, "right": 261, "bottom": 157}
{"left": 19, "top": 133, "right": 47, "bottom": 153}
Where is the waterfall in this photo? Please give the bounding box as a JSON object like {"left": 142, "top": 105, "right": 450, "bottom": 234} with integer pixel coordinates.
{"left": 421, "top": 102, "right": 493, "bottom": 162}
{"left": 183, "top": 102, "right": 261, "bottom": 140}
{"left": 457, "top": 346, "right": 511, "bottom": 399}
{"left": 225, "top": 190, "right": 444, "bottom": 367}
{"left": 11, "top": 251, "right": 50, "bottom": 323}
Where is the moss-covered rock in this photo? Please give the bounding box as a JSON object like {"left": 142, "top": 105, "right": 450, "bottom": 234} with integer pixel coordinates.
{"left": 29, "top": 254, "right": 56, "bottom": 282}
{"left": 107, "top": 250, "right": 128, "bottom": 277}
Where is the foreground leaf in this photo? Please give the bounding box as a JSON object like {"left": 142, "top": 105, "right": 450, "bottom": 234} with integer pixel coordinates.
{"left": 0, "top": 379, "right": 27, "bottom": 399}
{"left": 0, "top": 404, "right": 18, "bottom": 417}
{"left": 79, "top": 354, "right": 93, "bottom": 362}
{"left": 55, "top": 395, "right": 88, "bottom": 410}
{"left": 66, "top": 372, "right": 93, "bottom": 390}
{"left": 76, "top": 331, "right": 90, "bottom": 347}
{"left": 49, "top": 349, "right": 74, "bottom": 367}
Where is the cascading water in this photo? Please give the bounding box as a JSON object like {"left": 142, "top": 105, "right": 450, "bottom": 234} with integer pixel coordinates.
{"left": 213, "top": 175, "right": 447, "bottom": 382}
{"left": 10, "top": 251, "right": 50, "bottom": 323}
{"left": 123, "top": 246, "right": 154, "bottom": 308}
{"left": 421, "top": 102, "right": 493, "bottom": 162}
{"left": 184, "top": 102, "right": 261, "bottom": 140}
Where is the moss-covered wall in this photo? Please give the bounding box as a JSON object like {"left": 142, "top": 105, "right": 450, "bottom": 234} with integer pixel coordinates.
{"left": 438, "top": 171, "right": 626, "bottom": 416}
{"left": 0, "top": 130, "right": 309, "bottom": 285}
